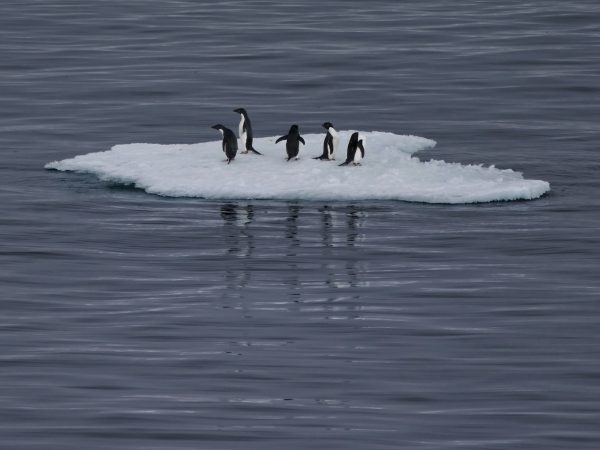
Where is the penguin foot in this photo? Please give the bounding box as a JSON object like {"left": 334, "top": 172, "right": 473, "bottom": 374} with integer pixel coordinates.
{"left": 241, "top": 150, "right": 248, "bottom": 154}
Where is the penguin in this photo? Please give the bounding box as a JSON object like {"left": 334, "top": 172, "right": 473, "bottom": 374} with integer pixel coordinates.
{"left": 313, "top": 122, "right": 339, "bottom": 160}
{"left": 211, "top": 124, "right": 238, "bottom": 164}
{"left": 339, "top": 132, "right": 366, "bottom": 166}
{"left": 233, "top": 108, "right": 262, "bottom": 155}
{"left": 276, "top": 124, "right": 305, "bottom": 161}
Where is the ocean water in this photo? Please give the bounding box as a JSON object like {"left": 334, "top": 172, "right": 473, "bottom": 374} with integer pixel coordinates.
{"left": 2, "top": 1, "right": 600, "bottom": 449}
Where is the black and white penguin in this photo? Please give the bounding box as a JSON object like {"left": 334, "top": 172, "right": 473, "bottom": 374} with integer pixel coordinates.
{"left": 276, "top": 124, "right": 305, "bottom": 161}
{"left": 233, "top": 108, "right": 262, "bottom": 155}
{"left": 339, "top": 132, "right": 366, "bottom": 166}
{"left": 211, "top": 124, "right": 238, "bottom": 164}
{"left": 313, "top": 122, "right": 339, "bottom": 161}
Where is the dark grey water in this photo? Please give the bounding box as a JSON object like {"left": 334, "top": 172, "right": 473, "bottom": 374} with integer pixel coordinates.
{"left": 2, "top": 1, "right": 600, "bottom": 448}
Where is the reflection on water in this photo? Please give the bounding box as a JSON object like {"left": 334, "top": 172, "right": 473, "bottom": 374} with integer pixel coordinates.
{"left": 319, "top": 205, "right": 335, "bottom": 288}
{"left": 221, "top": 203, "right": 255, "bottom": 291}
{"left": 220, "top": 203, "right": 254, "bottom": 228}
{"left": 319, "top": 205, "right": 332, "bottom": 248}
{"left": 284, "top": 204, "right": 301, "bottom": 299}
{"left": 285, "top": 204, "right": 301, "bottom": 251}
{"left": 218, "top": 202, "right": 369, "bottom": 296}
{"left": 345, "top": 205, "right": 368, "bottom": 289}
{"left": 346, "top": 205, "right": 360, "bottom": 247}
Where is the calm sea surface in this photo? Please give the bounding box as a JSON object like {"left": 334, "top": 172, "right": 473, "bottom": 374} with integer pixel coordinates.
{"left": 2, "top": 1, "right": 600, "bottom": 449}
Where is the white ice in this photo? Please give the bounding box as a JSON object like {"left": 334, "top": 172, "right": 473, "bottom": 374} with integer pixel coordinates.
{"left": 45, "top": 131, "right": 550, "bottom": 204}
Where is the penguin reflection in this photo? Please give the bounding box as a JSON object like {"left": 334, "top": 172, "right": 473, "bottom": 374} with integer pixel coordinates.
{"left": 344, "top": 205, "right": 366, "bottom": 288}
{"left": 220, "top": 203, "right": 254, "bottom": 229}
{"left": 285, "top": 204, "right": 301, "bottom": 250}
{"left": 346, "top": 205, "right": 360, "bottom": 247}
{"left": 319, "top": 205, "right": 335, "bottom": 288}
{"left": 220, "top": 202, "right": 254, "bottom": 290}
{"left": 319, "top": 205, "right": 333, "bottom": 248}
{"left": 284, "top": 204, "right": 302, "bottom": 300}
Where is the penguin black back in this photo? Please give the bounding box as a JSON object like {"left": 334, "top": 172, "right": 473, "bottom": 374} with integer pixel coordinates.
{"left": 211, "top": 124, "right": 238, "bottom": 164}
{"left": 276, "top": 124, "right": 305, "bottom": 161}
{"left": 339, "top": 132, "right": 362, "bottom": 166}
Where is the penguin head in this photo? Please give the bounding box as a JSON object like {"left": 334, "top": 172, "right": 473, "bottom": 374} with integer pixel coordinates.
{"left": 290, "top": 124, "right": 299, "bottom": 132}
{"left": 322, "top": 122, "right": 333, "bottom": 130}
{"left": 233, "top": 108, "right": 247, "bottom": 116}
{"left": 349, "top": 131, "right": 359, "bottom": 143}
{"left": 211, "top": 124, "right": 226, "bottom": 135}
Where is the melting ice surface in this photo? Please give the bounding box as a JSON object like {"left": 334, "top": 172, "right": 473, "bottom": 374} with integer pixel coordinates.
{"left": 45, "top": 131, "right": 550, "bottom": 204}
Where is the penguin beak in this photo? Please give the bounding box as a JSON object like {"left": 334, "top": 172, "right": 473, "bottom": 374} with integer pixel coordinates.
{"left": 321, "top": 123, "right": 328, "bottom": 129}
{"left": 233, "top": 108, "right": 242, "bottom": 113}
{"left": 211, "top": 125, "right": 220, "bottom": 130}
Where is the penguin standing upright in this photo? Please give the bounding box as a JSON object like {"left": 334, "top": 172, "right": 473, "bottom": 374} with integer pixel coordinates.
{"left": 339, "top": 132, "right": 366, "bottom": 166}
{"left": 314, "top": 122, "right": 339, "bottom": 160}
{"left": 211, "top": 124, "right": 238, "bottom": 164}
{"left": 276, "top": 124, "right": 305, "bottom": 161}
{"left": 233, "top": 108, "right": 262, "bottom": 155}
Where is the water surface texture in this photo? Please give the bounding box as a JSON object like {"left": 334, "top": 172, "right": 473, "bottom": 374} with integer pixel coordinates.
{"left": 2, "top": 1, "right": 600, "bottom": 449}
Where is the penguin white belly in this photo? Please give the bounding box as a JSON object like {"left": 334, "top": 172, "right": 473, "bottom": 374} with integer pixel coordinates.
{"left": 329, "top": 127, "right": 339, "bottom": 160}
{"left": 238, "top": 116, "right": 247, "bottom": 150}
{"left": 330, "top": 136, "right": 339, "bottom": 159}
{"left": 218, "top": 129, "right": 225, "bottom": 152}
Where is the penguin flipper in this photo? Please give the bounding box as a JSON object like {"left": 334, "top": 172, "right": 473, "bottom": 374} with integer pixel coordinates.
{"left": 275, "top": 135, "right": 288, "bottom": 144}
{"left": 358, "top": 142, "right": 365, "bottom": 158}
{"left": 299, "top": 136, "right": 306, "bottom": 145}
